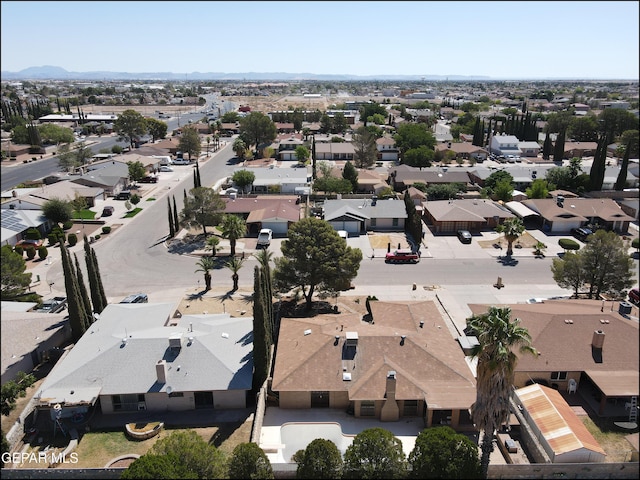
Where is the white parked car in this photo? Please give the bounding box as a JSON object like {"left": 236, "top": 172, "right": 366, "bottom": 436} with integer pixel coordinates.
{"left": 159, "top": 166, "right": 174, "bottom": 172}
{"left": 257, "top": 228, "right": 273, "bottom": 248}
{"left": 337, "top": 230, "right": 348, "bottom": 240}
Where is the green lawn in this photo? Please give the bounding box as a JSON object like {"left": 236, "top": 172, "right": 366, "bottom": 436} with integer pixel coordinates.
{"left": 72, "top": 209, "right": 97, "bottom": 220}
{"left": 123, "top": 208, "right": 143, "bottom": 218}
{"left": 146, "top": 197, "right": 156, "bottom": 201}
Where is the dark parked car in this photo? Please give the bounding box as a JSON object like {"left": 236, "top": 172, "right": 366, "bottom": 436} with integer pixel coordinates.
{"left": 115, "top": 190, "right": 131, "bottom": 200}
{"left": 34, "top": 296, "right": 67, "bottom": 314}
{"left": 457, "top": 230, "right": 472, "bottom": 244}
{"left": 629, "top": 288, "right": 640, "bottom": 305}
{"left": 571, "top": 227, "right": 593, "bottom": 242}
{"left": 102, "top": 206, "right": 114, "bottom": 217}
{"left": 120, "top": 293, "right": 148, "bottom": 304}
{"left": 140, "top": 175, "right": 158, "bottom": 183}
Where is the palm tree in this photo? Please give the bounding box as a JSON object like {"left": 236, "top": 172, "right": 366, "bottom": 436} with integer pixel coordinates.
{"left": 466, "top": 306, "right": 536, "bottom": 478}
{"left": 204, "top": 235, "right": 220, "bottom": 256}
{"left": 225, "top": 257, "right": 245, "bottom": 291}
{"left": 233, "top": 138, "right": 247, "bottom": 160}
{"left": 220, "top": 214, "right": 246, "bottom": 257}
{"left": 195, "top": 256, "right": 216, "bottom": 291}
{"left": 495, "top": 218, "right": 525, "bottom": 257}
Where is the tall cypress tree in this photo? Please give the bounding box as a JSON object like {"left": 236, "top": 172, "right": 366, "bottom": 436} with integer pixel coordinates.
{"left": 614, "top": 141, "right": 631, "bottom": 191}
{"left": 193, "top": 169, "right": 198, "bottom": 189}
{"left": 195, "top": 162, "right": 202, "bottom": 188}
{"left": 172, "top": 196, "right": 180, "bottom": 233}
{"left": 167, "top": 197, "right": 175, "bottom": 238}
{"left": 589, "top": 135, "right": 608, "bottom": 191}
{"left": 542, "top": 131, "right": 552, "bottom": 160}
{"left": 312, "top": 138, "right": 317, "bottom": 179}
{"left": 254, "top": 249, "right": 274, "bottom": 344}
{"left": 252, "top": 265, "right": 269, "bottom": 391}
{"left": 84, "top": 236, "right": 104, "bottom": 314}
{"left": 60, "top": 244, "right": 87, "bottom": 342}
{"left": 91, "top": 248, "right": 108, "bottom": 311}
{"left": 553, "top": 128, "right": 566, "bottom": 162}
{"left": 74, "top": 253, "right": 93, "bottom": 326}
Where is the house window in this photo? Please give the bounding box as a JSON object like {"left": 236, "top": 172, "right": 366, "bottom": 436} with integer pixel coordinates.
{"left": 112, "top": 394, "right": 142, "bottom": 411}
{"left": 360, "top": 401, "right": 375, "bottom": 417}
{"left": 551, "top": 371, "right": 567, "bottom": 381}
{"left": 370, "top": 218, "right": 377, "bottom": 227}
{"left": 392, "top": 218, "right": 399, "bottom": 227}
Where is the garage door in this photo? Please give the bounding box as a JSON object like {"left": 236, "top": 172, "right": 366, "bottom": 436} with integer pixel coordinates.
{"left": 263, "top": 222, "right": 289, "bottom": 235}
{"left": 329, "top": 221, "right": 359, "bottom": 234}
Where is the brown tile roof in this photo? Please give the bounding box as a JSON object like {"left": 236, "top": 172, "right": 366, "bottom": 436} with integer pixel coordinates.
{"left": 424, "top": 199, "right": 515, "bottom": 222}
{"left": 468, "top": 300, "right": 639, "bottom": 396}
{"left": 246, "top": 200, "right": 301, "bottom": 223}
{"left": 222, "top": 196, "right": 299, "bottom": 215}
{"left": 522, "top": 198, "right": 635, "bottom": 223}
{"left": 272, "top": 301, "right": 476, "bottom": 409}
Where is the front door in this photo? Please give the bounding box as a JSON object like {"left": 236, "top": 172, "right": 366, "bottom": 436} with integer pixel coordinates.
{"left": 311, "top": 391, "right": 329, "bottom": 408}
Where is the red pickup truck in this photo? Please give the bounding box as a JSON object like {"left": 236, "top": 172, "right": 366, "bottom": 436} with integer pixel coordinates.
{"left": 385, "top": 249, "right": 420, "bottom": 264}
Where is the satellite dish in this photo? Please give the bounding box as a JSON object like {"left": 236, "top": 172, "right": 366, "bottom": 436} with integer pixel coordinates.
{"left": 166, "top": 386, "right": 173, "bottom": 395}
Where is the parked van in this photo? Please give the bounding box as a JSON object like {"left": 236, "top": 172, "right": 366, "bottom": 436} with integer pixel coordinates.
{"left": 102, "top": 206, "right": 114, "bottom": 217}
{"left": 115, "top": 190, "right": 131, "bottom": 200}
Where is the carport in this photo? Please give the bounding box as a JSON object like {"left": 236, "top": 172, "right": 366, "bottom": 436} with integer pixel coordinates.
{"left": 505, "top": 201, "right": 541, "bottom": 229}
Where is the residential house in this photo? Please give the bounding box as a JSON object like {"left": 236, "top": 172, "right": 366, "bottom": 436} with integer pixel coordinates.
{"left": 520, "top": 197, "right": 634, "bottom": 233}
{"left": 141, "top": 137, "right": 181, "bottom": 156}
{"left": 434, "top": 143, "right": 489, "bottom": 162}
{"left": 354, "top": 169, "right": 389, "bottom": 194}
{"left": 2, "top": 181, "right": 104, "bottom": 209}
{"left": 314, "top": 142, "right": 356, "bottom": 162}
{"left": 562, "top": 142, "right": 598, "bottom": 158}
{"left": 602, "top": 165, "right": 639, "bottom": 189}
{"left": 222, "top": 195, "right": 302, "bottom": 235}
{"left": 469, "top": 300, "right": 638, "bottom": 417}
{"left": 515, "top": 384, "right": 606, "bottom": 463}
{"left": 518, "top": 141, "right": 541, "bottom": 158}
{"left": 234, "top": 167, "right": 311, "bottom": 195}
{"left": 490, "top": 135, "right": 522, "bottom": 157}
{"left": 422, "top": 198, "right": 515, "bottom": 233}
{"left": 271, "top": 301, "right": 477, "bottom": 430}
{"left": 275, "top": 122, "right": 295, "bottom": 134}
{"left": 107, "top": 153, "right": 161, "bottom": 174}
{"left": 1, "top": 305, "right": 71, "bottom": 384}
{"left": 35, "top": 303, "right": 254, "bottom": 422}
{"left": 376, "top": 136, "right": 399, "bottom": 162}
{"left": 323, "top": 197, "right": 407, "bottom": 234}
{"left": 390, "top": 165, "right": 471, "bottom": 192}
{"left": 72, "top": 161, "right": 130, "bottom": 197}
{"left": 277, "top": 135, "right": 305, "bottom": 161}
{"left": 221, "top": 122, "right": 241, "bottom": 135}
{"left": 0, "top": 208, "right": 50, "bottom": 247}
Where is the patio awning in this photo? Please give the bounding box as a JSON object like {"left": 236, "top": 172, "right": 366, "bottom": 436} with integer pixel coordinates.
{"left": 505, "top": 201, "right": 539, "bottom": 219}
{"left": 584, "top": 370, "right": 639, "bottom": 397}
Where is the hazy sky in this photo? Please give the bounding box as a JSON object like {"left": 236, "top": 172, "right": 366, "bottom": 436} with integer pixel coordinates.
{"left": 1, "top": 1, "right": 638, "bottom": 79}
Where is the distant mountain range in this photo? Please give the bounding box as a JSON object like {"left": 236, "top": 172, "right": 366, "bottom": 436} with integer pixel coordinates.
{"left": 1, "top": 65, "right": 493, "bottom": 81}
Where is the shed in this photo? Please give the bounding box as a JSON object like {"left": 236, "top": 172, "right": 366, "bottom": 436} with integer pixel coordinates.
{"left": 515, "top": 384, "right": 606, "bottom": 463}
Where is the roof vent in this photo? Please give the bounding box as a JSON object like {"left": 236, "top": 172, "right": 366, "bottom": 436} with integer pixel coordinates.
{"left": 304, "top": 329, "right": 312, "bottom": 336}
{"left": 221, "top": 332, "right": 229, "bottom": 339}
{"left": 343, "top": 372, "right": 352, "bottom": 381}
{"left": 345, "top": 331, "right": 358, "bottom": 346}
{"left": 169, "top": 333, "right": 182, "bottom": 349}
{"left": 592, "top": 330, "right": 605, "bottom": 349}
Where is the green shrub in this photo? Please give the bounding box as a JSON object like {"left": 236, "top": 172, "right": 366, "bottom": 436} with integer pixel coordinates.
{"left": 62, "top": 221, "right": 73, "bottom": 230}
{"left": 14, "top": 245, "right": 24, "bottom": 256}
{"left": 94, "top": 234, "right": 101, "bottom": 240}
{"left": 25, "top": 245, "right": 36, "bottom": 260}
{"left": 558, "top": 238, "right": 580, "bottom": 251}
{"left": 67, "top": 233, "right": 78, "bottom": 246}
{"left": 633, "top": 238, "right": 639, "bottom": 250}
{"left": 47, "top": 233, "right": 58, "bottom": 245}
{"left": 24, "top": 228, "right": 41, "bottom": 240}
{"left": 102, "top": 226, "right": 111, "bottom": 234}
{"left": 38, "top": 246, "right": 48, "bottom": 260}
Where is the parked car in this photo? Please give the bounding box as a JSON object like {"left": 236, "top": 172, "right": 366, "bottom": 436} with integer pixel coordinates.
{"left": 571, "top": 227, "right": 593, "bottom": 242}
{"left": 257, "top": 228, "right": 273, "bottom": 248}
{"left": 120, "top": 293, "right": 148, "bottom": 304}
{"left": 140, "top": 175, "right": 158, "bottom": 183}
{"left": 385, "top": 249, "right": 420, "bottom": 264}
{"left": 15, "top": 239, "right": 44, "bottom": 248}
{"left": 337, "top": 230, "right": 348, "bottom": 241}
{"left": 629, "top": 287, "right": 640, "bottom": 305}
{"left": 34, "top": 296, "right": 67, "bottom": 314}
{"left": 102, "top": 206, "right": 114, "bottom": 217}
{"left": 457, "top": 230, "right": 472, "bottom": 244}
{"left": 172, "top": 158, "right": 191, "bottom": 165}
{"left": 158, "top": 166, "right": 174, "bottom": 172}
{"left": 115, "top": 190, "right": 131, "bottom": 200}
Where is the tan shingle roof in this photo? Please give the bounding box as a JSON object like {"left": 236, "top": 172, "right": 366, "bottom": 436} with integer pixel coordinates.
{"left": 272, "top": 301, "right": 476, "bottom": 409}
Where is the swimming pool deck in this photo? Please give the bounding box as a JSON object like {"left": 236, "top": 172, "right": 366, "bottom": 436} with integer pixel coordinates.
{"left": 259, "top": 407, "right": 424, "bottom": 463}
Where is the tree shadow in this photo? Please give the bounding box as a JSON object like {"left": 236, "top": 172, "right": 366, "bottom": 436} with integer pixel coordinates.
{"left": 497, "top": 256, "right": 519, "bottom": 266}
{"left": 187, "top": 290, "right": 208, "bottom": 300}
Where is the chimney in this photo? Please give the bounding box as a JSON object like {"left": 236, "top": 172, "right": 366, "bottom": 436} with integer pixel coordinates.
{"left": 592, "top": 330, "right": 605, "bottom": 349}
{"left": 156, "top": 360, "right": 168, "bottom": 384}
{"left": 380, "top": 371, "right": 399, "bottom": 421}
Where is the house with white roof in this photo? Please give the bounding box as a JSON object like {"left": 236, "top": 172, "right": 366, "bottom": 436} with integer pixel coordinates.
{"left": 235, "top": 167, "right": 311, "bottom": 194}
{"left": 34, "top": 303, "right": 254, "bottom": 420}
{"left": 490, "top": 135, "right": 522, "bottom": 157}
{"left": 323, "top": 197, "right": 407, "bottom": 234}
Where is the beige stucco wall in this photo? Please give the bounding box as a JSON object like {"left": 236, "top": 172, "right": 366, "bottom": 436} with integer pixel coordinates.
{"left": 99, "top": 389, "right": 246, "bottom": 414}
{"left": 330, "top": 391, "right": 350, "bottom": 409}
{"left": 279, "top": 391, "right": 311, "bottom": 409}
